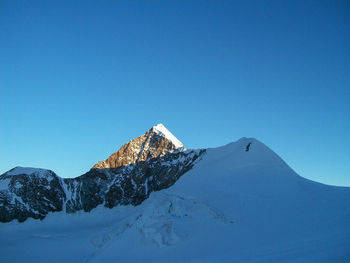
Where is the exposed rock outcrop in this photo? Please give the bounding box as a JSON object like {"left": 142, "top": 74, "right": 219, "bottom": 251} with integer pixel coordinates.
{"left": 93, "top": 124, "right": 185, "bottom": 169}
{"left": 0, "top": 124, "right": 205, "bottom": 222}
{"left": 0, "top": 167, "right": 66, "bottom": 222}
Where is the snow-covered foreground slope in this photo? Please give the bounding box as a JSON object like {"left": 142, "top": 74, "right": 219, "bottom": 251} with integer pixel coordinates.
{"left": 1, "top": 138, "right": 349, "bottom": 263}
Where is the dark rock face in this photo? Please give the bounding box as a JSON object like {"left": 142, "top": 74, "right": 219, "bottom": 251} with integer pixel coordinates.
{"left": 246, "top": 142, "right": 252, "bottom": 152}
{"left": 0, "top": 168, "right": 66, "bottom": 222}
{"left": 0, "top": 125, "right": 206, "bottom": 222}
{"left": 65, "top": 149, "right": 205, "bottom": 213}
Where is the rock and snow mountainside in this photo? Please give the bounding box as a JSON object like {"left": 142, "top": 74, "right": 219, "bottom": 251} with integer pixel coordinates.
{"left": 0, "top": 124, "right": 204, "bottom": 222}
{"left": 0, "top": 167, "right": 65, "bottom": 222}
{"left": 93, "top": 123, "right": 185, "bottom": 169}
{"left": 1, "top": 125, "right": 350, "bottom": 263}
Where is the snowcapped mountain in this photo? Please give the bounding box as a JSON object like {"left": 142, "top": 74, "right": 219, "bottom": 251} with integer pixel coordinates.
{"left": 1, "top": 124, "right": 349, "bottom": 262}
{"left": 0, "top": 124, "right": 204, "bottom": 222}
{"left": 93, "top": 123, "right": 186, "bottom": 169}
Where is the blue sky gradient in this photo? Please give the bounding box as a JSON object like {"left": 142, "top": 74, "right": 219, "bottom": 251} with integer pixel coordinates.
{"left": 1, "top": 0, "right": 349, "bottom": 186}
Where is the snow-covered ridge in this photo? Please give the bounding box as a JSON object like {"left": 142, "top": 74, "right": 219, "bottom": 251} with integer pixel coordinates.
{"left": 1, "top": 124, "right": 350, "bottom": 262}
{"left": 1, "top": 136, "right": 349, "bottom": 262}
{"left": 151, "top": 123, "right": 184, "bottom": 149}
{"left": 6, "top": 166, "right": 50, "bottom": 176}
{"left": 0, "top": 123, "right": 205, "bottom": 222}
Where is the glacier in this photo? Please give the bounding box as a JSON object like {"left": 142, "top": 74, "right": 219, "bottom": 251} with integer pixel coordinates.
{"left": 1, "top": 137, "right": 349, "bottom": 263}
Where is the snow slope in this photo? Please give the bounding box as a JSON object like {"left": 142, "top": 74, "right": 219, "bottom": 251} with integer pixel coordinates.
{"left": 1, "top": 138, "right": 349, "bottom": 263}
{"left": 6, "top": 167, "right": 50, "bottom": 176}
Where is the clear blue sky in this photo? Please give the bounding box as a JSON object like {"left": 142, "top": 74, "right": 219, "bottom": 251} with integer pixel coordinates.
{"left": 0, "top": 0, "right": 349, "bottom": 186}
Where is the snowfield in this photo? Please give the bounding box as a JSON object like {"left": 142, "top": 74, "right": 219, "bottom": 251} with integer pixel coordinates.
{"left": 1, "top": 138, "right": 349, "bottom": 263}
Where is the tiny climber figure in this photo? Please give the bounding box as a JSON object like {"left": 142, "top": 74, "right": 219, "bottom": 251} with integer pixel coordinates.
{"left": 246, "top": 142, "right": 251, "bottom": 152}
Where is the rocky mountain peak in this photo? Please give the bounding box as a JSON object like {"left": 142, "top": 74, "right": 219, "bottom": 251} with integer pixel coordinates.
{"left": 93, "top": 124, "right": 185, "bottom": 169}
{"left": 0, "top": 124, "right": 205, "bottom": 222}
{"left": 150, "top": 123, "right": 184, "bottom": 148}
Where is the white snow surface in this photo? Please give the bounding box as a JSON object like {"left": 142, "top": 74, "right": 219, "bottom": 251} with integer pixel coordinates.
{"left": 151, "top": 123, "right": 184, "bottom": 148}
{"left": 1, "top": 138, "right": 350, "bottom": 263}
{"left": 6, "top": 167, "right": 49, "bottom": 176}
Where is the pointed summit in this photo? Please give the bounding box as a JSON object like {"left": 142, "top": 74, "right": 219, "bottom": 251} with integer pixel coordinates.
{"left": 150, "top": 123, "right": 184, "bottom": 149}
{"left": 92, "top": 124, "right": 185, "bottom": 169}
